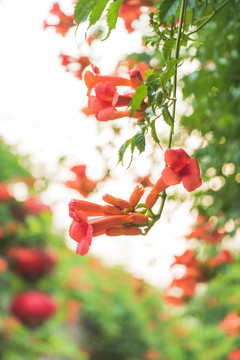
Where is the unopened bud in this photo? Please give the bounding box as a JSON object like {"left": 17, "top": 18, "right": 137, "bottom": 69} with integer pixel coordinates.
{"left": 129, "top": 185, "right": 144, "bottom": 210}
{"left": 102, "top": 193, "right": 130, "bottom": 210}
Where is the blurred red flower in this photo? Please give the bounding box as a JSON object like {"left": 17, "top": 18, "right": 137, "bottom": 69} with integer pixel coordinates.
{"left": 5, "top": 247, "right": 57, "bottom": 281}
{"left": 65, "top": 165, "right": 99, "bottom": 198}
{"left": 43, "top": 2, "right": 74, "bottom": 36}
{"left": 11, "top": 291, "right": 56, "bottom": 328}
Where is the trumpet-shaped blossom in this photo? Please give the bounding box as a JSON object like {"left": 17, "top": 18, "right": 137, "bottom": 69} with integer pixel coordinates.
{"left": 146, "top": 148, "right": 202, "bottom": 208}
{"left": 69, "top": 209, "right": 148, "bottom": 255}
{"left": 83, "top": 68, "right": 147, "bottom": 122}
{"left": 69, "top": 199, "right": 123, "bottom": 216}
{"left": 84, "top": 70, "right": 132, "bottom": 96}
{"left": 43, "top": 2, "right": 74, "bottom": 37}
{"left": 69, "top": 186, "right": 147, "bottom": 255}
{"left": 65, "top": 165, "right": 98, "bottom": 198}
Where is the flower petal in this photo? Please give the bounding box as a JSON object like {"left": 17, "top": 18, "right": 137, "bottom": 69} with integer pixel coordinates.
{"left": 182, "top": 174, "right": 202, "bottom": 192}
{"left": 164, "top": 148, "right": 190, "bottom": 172}
{"left": 76, "top": 225, "right": 93, "bottom": 256}
{"left": 162, "top": 167, "right": 181, "bottom": 185}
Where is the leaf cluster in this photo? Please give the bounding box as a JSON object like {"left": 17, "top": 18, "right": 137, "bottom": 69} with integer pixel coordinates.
{"left": 74, "top": 0, "right": 123, "bottom": 39}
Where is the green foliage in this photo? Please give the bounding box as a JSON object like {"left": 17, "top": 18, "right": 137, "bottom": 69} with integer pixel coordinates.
{"left": 74, "top": 0, "right": 124, "bottom": 39}
{"left": 105, "top": 0, "right": 124, "bottom": 39}
{"left": 156, "top": 0, "right": 181, "bottom": 24}
{"left": 129, "top": 83, "right": 147, "bottom": 116}
{"left": 0, "top": 140, "right": 30, "bottom": 182}
{"left": 181, "top": 1, "right": 240, "bottom": 229}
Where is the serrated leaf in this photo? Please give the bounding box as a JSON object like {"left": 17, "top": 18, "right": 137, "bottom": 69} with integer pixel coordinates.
{"left": 158, "top": 0, "right": 181, "bottom": 24}
{"left": 150, "top": 120, "right": 160, "bottom": 144}
{"left": 161, "top": 58, "right": 183, "bottom": 87}
{"left": 163, "top": 37, "right": 176, "bottom": 60}
{"left": 135, "top": 130, "right": 146, "bottom": 154}
{"left": 74, "top": 0, "right": 95, "bottom": 24}
{"left": 130, "top": 84, "right": 147, "bottom": 116}
{"left": 118, "top": 138, "right": 131, "bottom": 165}
{"left": 89, "top": 0, "right": 110, "bottom": 27}
{"left": 105, "top": 0, "right": 124, "bottom": 39}
{"left": 162, "top": 106, "right": 174, "bottom": 130}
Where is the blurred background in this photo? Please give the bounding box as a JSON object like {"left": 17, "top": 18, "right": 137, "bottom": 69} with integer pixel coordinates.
{"left": 0, "top": 0, "right": 240, "bottom": 359}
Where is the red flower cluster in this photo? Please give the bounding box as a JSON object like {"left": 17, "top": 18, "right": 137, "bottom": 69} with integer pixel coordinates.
{"left": 10, "top": 291, "right": 56, "bottom": 328}
{"left": 59, "top": 54, "right": 91, "bottom": 80}
{"left": 65, "top": 164, "right": 99, "bottom": 198}
{"left": 68, "top": 185, "right": 148, "bottom": 255}
{"left": 164, "top": 248, "right": 233, "bottom": 306}
{"left": 146, "top": 148, "right": 202, "bottom": 208}
{"left": 83, "top": 66, "right": 147, "bottom": 122}
{"left": 43, "top": 2, "right": 74, "bottom": 37}
{"left": 187, "top": 215, "right": 224, "bottom": 244}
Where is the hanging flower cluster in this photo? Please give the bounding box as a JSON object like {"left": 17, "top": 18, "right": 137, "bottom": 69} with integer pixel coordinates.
{"left": 68, "top": 185, "right": 148, "bottom": 255}
{"left": 83, "top": 65, "right": 147, "bottom": 122}
{"left": 164, "top": 248, "right": 233, "bottom": 306}
{"left": 67, "top": 148, "right": 202, "bottom": 255}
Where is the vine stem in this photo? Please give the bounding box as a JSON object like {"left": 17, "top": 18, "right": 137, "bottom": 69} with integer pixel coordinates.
{"left": 143, "top": 0, "right": 187, "bottom": 236}
{"left": 188, "top": 0, "right": 232, "bottom": 36}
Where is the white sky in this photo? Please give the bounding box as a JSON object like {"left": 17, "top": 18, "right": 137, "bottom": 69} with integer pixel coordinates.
{"left": 0, "top": 0, "right": 198, "bottom": 287}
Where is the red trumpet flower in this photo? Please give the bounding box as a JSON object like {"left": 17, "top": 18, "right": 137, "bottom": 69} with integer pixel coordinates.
{"left": 146, "top": 148, "right": 202, "bottom": 208}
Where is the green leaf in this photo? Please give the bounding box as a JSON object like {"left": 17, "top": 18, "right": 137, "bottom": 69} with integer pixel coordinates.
{"left": 163, "top": 37, "right": 176, "bottom": 60}
{"left": 134, "top": 130, "right": 146, "bottom": 154}
{"left": 130, "top": 84, "right": 147, "bottom": 116}
{"left": 105, "top": 0, "right": 124, "bottom": 39}
{"left": 74, "top": 0, "right": 123, "bottom": 39}
{"left": 158, "top": 0, "right": 181, "bottom": 24}
{"left": 118, "top": 138, "right": 131, "bottom": 165}
{"left": 89, "top": 0, "right": 110, "bottom": 27}
{"left": 150, "top": 120, "right": 160, "bottom": 144}
{"left": 74, "top": 0, "right": 95, "bottom": 24}
{"left": 161, "top": 58, "right": 183, "bottom": 87}
{"left": 162, "top": 106, "right": 174, "bottom": 130}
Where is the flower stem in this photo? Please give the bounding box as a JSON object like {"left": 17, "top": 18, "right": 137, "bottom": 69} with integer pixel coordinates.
{"left": 144, "top": 0, "right": 188, "bottom": 235}
{"left": 188, "top": 0, "right": 232, "bottom": 36}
